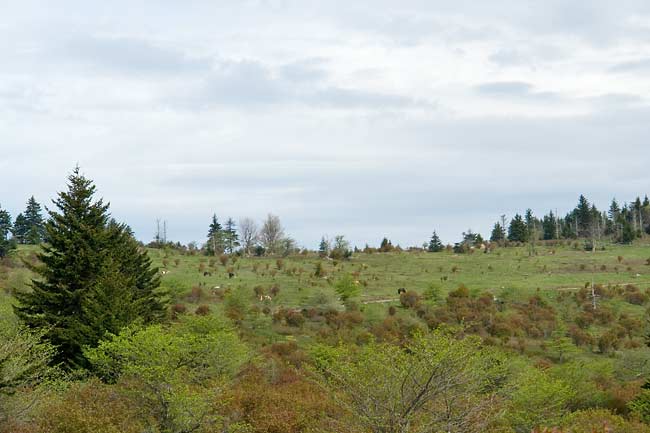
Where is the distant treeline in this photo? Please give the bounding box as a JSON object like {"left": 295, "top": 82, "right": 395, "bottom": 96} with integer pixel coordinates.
{"left": 489, "top": 194, "right": 646, "bottom": 244}
{"left": 2, "top": 193, "right": 648, "bottom": 259}
{"left": 0, "top": 196, "right": 46, "bottom": 257}
{"left": 421, "top": 194, "right": 650, "bottom": 255}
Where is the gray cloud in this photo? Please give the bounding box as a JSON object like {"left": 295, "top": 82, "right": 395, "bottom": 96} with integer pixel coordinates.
{"left": 475, "top": 81, "right": 561, "bottom": 101}
{"left": 488, "top": 49, "right": 530, "bottom": 67}
{"left": 609, "top": 58, "right": 650, "bottom": 73}
{"left": 476, "top": 81, "right": 533, "bottom": 96}
{"left": 175, "top": 58, "right": 428, "bottom": 110}
{"left": 2, "top": 1, "right": 650, "bottom": 249}
{"left": 63, "top": 35, "right": 213, "bottom": 76}
{"left": 279, "top": 58, "right": 329, "bottom": 82}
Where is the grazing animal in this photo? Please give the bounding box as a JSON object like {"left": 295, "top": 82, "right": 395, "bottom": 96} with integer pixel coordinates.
{"left": 228, "top": 272, "right": 235, "bottom": 279}
{"left": 397, "top": 288, "right": 406, "bottom": 295}
{"left": 203, "top": 271, "right": 212, "bottom": 277}
{"left": 161, "top": 269, "right": 169, "bottom": 275}
{"left": 264, "top": 295, "right": 272, "bottom": 301}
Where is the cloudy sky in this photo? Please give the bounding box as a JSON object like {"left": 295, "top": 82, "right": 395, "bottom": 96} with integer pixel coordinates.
{"left": 2, "top": 1, "right": 650, "bottom": 248}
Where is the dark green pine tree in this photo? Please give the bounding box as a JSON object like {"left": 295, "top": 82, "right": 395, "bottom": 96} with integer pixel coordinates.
{"left": 223, "top": 217, "right": 240, "bottom": 254}
{"left": 508, "top": 214, "right": 528, "bottom": 242}
{"left": 23, "top": 196, "right": 45, "bottom": 244}
{"left": 608, "top": 198, "right": 620, "bottom": 221}
{"left": 0, "top": 205, "right": 15, "bottom": 258}
{"left": 206, "top": 214, "right": 224, "bottom": 256}
{"left": 82, "top": 221, "right": 167, "bottom": 344}
{"left": 620, "top": 219, "right": 635, "bottom": 244}
{"left": 542, "top": 211, "right": 556, "bottom": 240}
{"left": 561, "top": 214, "right": 577, "bottom": 239}
{"left": 14, "top": 168, "right": 167, "bottom": 368}
{"left": 318, "top": 236, "right": 329, "bottom": 257}
{"left": 575, "top": 195, "right": 592, "bottom": 237}
{"left": 428, "top": 231, "right": 443, "bottom": 252}
{"left": 12, "top": 213, "right": 28, "bottom": 244}
{"left": 490, "top": 222, "right": 505, "bottom": 242}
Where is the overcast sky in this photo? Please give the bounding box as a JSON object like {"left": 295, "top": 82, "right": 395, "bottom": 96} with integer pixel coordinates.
{"left": 2, "top": 1, "right": 650, "bottom": 248}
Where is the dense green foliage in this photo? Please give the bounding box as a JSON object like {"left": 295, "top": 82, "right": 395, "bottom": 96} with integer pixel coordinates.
{"left": 427, "top": 231, "right": 443, "bottom": 252}
{"left": 85, "top": 316, "right": 248, "bottom": 433}
{"left": 0, "top": 206, "right": 15, "bottom": 258}
{"left": 13, "top": 169, "right": 167, "bottom": 368}
{"left": 12, "top": 196, "right": 45, "bottom": 245}
{"left": 5, "top": 177, "right": 650, "bottom": 432}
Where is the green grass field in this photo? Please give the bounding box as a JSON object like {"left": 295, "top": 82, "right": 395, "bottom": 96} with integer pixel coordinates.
{"left": 149, "top": 242, "right": 650, "bottom": 296}
{"left": 3, "top": 241, "right": 650, "bottom": 339}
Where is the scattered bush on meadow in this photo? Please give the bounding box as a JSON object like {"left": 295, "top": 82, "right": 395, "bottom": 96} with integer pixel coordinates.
{"left": 285, "top": 310, "right": 305, "bottom": 327}
{"left": 227, "top": 366, "right": 344, "bottom": 433}
{"left": 186, "top": 285, "right": 204, "bottom": 303}
{"left": 13, "top": 380, "right": 145, "bottom": 433}
{"left": 399, "top": 290, "right": 421, "bottom": 309}
{"left": 253, "top": 285, "right": 265, "bottom": 297}
{"left": 195, "top": 304, "right": 211, "bottom": 316}
{"left": 623, "top": 284, "right": 648, "bottom": 305}
{"left": 171, "top": 303, "right": 187, "bottom": 317}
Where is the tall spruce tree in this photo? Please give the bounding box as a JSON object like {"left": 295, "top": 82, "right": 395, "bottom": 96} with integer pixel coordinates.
{"left": 223, "top": 217, "right": 240, "bottom": 254}
{"left": 14, "top": 168, "right": 167, "bottom": 368}
{"left": 609, "top": 198, "right": 621, "bottom": 221}
{"left": 575, "top": 195, "right": 592, "bottom": 237}
{"left": 508, "top": 214, "right": 528, "bottom": 242}
{"left": 12, "top": 213, "right": 28, "bottom": 244}
{"left": 490, "top": 222, "right": 505, "bottom": 242}
{"left": 542, "top": 211, "right": 556, "bottom": 240}
{"left": 428, "top": 231, "right": 444, "bottom": 252}
{"left": 318, "top": 236, "right": 330, "bottom": 257}
{"left": 23, "top": 196, "right": 45, "bottom": 244}
{"left": 620, "top": 219, "right": 635, "bottom": 244}
{"left": 0, "top": 205, "right": 14, "bottom": 258}
{"left": 206, "top": 214, "right": 225, "bottom": 256}
{"left": 562, "top": 213, "right": 578, "bottom": 239}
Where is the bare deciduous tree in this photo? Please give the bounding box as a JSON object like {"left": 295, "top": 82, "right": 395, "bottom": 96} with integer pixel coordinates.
{"left": 259, "top": 214, "right": 284, "bottom": 255}
{"left": 238, "top": 217, "right": 258, "bottom": 256}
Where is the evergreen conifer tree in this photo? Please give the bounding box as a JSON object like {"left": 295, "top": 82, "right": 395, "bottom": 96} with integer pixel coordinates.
{"left": 14, "top": 168, "right": 167, "bottom": 368}
{"left": 223, "top": 217, "right": 240, "bottom": 254}
{"left": 206, "top": 214, "right": 224, "bottom": 256}
{"left": 619, "top": 219, "right": 636, "bottom": 244}
{"left": 318, "top": 236, "right": 330, "bottom": 257}
{"left": 561, "top": 214, "right": 578, "bottom": 239}
{"left": 428, "top": 231, "right": 443, "bottom": 252}
{"left": 0, "top": 206, "right": 15, "bottom": 258}
{"left": 609, "top": 198, "right": 620, "bottom": 220}
{"left": 379, "top": 237, "right": 393, "bottom": 252}
{"left": 575, "top": 195, "right": 592, "bottom": 237}
{"left": 12, "top": 213, "right": 28, "bottom": 245}
{"left": 23, "top": 196, "right": 45, "bottom": 244}
{"left": 490, "top": 222, "right": 505, "bottom": 242}
{"left": 542, "top": 211, "right": 556, "bottom": 240}
{"left": 508, "top": 214, "right": 528, "bottom": 242}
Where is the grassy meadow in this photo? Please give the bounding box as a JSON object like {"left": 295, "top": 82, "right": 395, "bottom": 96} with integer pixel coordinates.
{"left": 4, "top": 241, "right": 650, "bottom": 332}
{"left": 3, "top": 240, "right": 650, "bottom": 432}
